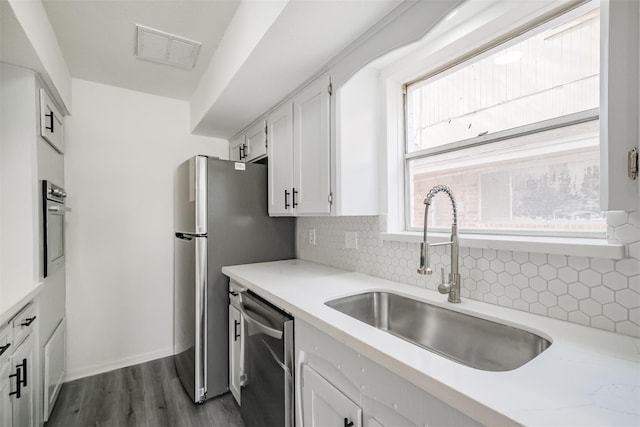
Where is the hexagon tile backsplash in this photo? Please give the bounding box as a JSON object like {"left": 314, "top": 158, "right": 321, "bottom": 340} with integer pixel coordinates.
{"left": 296, "top": 211, "right": 640, "bottom": 338}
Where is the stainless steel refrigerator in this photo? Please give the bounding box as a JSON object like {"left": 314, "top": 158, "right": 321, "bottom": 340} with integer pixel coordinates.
{"left": 173, "top": 155, "right": 295, "bottom": 403}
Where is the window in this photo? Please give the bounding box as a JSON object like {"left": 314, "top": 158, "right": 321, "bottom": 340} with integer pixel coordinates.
{"left": 405, "top": 6, "right": 604, "bottom": 236}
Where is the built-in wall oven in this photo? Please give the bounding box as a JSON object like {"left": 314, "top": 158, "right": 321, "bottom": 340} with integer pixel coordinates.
{"left": 43, "top": 181, "right": 69, "bottom": 278}
{"left": 239, "top": 290, "right": 294, "bottom": 427}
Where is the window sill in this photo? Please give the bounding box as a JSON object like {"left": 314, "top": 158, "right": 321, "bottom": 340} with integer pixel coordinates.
{"left": 379, "top": 232, "right": 626, "bottom": 260}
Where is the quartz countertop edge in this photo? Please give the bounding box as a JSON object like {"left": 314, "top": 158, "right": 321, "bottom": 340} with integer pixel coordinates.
{"left": 222, "top": 259, "right": 640, "bottom": 427}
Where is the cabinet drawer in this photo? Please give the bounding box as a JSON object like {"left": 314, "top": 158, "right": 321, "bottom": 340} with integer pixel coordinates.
{"left": 12, "top": 303, "right": 37, "bottom": 347}
{"left": 0, "top": 324, "right": 13, "bottom": 363}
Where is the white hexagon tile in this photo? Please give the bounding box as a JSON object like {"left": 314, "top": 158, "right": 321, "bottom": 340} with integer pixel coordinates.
{"left": 297, "top": 211, "right": 640, "bottom": 338}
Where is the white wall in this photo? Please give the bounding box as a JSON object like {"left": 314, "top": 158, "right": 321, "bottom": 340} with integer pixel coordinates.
{"left": 0, "top": 65, "right": 40, "bottom": 312}
{"left": 64, "top": 78, "right": 227, "bottom": 380}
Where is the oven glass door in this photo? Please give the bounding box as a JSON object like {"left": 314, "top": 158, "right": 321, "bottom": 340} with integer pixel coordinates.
{"left": 45, "top": 202, "right": 65, "bottom": 276}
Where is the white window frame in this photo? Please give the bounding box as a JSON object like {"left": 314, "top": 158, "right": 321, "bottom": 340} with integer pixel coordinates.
{"left": 377, "top": 0, "right": 625, "bottom": 259}
{"left": 402, "top": 1, "right": 603, "bottom": 238}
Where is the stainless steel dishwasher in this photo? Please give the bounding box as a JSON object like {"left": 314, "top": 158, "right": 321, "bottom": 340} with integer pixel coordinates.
{"left": 238, "top": 290, "right": 294, "bottom": 427}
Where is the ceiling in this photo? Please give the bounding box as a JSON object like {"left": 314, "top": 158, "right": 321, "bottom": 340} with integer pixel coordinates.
{"left": 41, "top": 0, "right": 404, "bottom": 138}
{"left": 42, "top": 0, "right": 240, "bottom": 100}
{"left": 191, "top": 0, "right": 404, "bottom": 138}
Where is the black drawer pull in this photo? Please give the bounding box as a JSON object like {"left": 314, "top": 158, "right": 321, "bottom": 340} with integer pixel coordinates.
{"left": 344, "top": 418, "right": 354, "bottom": 427}
{"left": 234, "top": 320, "right": 240, "bottom": 341}
{"left": 0, "top": 343, "right": 10, "bottom": 357}
{"left": 16, "top": 358, "right": 27, "bottom": 387}
{"left": 20, "top": 316, "right": 36, "bottom": 327}
{"left": 284, "top": 189, "right": 290, "bottom": 209}
{"left": 45, "top": 111, "right": 54, "bottom": 132}
{"left": 9, "top": 368, "right": 21, "bottom": 399}
{"left": 292, "top": 188, "right": 298, "bottom": 208}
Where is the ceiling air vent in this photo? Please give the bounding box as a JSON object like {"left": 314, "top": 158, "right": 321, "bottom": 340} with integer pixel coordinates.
{"left": 135, "top": 24, "right": 201, "bottom": 70}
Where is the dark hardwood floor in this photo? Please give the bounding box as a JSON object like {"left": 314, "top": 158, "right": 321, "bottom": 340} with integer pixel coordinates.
{"left": 46, "top": 356, "right": 245, "bottom": 427}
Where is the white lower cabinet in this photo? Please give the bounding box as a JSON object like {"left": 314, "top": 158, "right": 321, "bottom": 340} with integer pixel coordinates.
{"left": 1, "top": 361, "right": 13, "bottom": 427}
{"left": 296, "top": 319, "right": 482, "bottom": 427}
{"left": 301, "top": 364, "right": 361, "bottom": 427}
{"left": 43, "top": 319, "right": 65, "bottom": 421}
{"left": 228, "top": 304, "right": 243, "bottom": 404}
{"left": 9, "top": 334, "right": 36, "bottom": 427}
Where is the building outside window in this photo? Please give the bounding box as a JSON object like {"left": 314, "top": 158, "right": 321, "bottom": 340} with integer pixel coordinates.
{"left": 404, "top": 6, "right": 603, "bottom": 237}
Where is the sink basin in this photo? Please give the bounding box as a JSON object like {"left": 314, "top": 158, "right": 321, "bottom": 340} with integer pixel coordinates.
{"left": 325, "top": 291, "right": 551, "bottom": 371}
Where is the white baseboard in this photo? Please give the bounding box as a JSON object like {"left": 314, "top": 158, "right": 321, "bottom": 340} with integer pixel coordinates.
{"left": 64, "top": 346, "right": 175, "bottom": 382}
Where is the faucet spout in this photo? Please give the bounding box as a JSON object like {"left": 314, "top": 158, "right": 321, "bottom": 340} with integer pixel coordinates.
{"left": 417, "top": 185, "right": 461, "bottom": 303}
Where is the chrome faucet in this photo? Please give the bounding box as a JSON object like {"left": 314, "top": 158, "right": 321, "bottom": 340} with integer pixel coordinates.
{"left": 417, "top": 185, "right": 461, "bottom": 303}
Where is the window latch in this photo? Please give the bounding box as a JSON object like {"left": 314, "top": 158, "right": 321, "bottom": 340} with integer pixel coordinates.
{"left": 629, "top": 147, "right": 638, "bottom": 180}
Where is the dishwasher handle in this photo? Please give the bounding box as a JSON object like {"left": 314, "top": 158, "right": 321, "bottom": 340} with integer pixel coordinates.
{"left": 238, "top": 303, "right": 283, "bottom": 340}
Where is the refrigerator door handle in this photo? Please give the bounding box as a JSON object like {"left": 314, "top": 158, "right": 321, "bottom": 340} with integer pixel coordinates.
{"left": 238, "top": 304, "right": 283, "bottom": 339}
{"left": 175, "top": 232, "right": 206, "bottom": 241}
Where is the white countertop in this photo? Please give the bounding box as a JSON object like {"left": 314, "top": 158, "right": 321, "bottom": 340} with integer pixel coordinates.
{"left": 222, "top": 259, "right": 640, "bottom": 426}
{"left": 0, "top": 282, "right": 43, "bottom": 326}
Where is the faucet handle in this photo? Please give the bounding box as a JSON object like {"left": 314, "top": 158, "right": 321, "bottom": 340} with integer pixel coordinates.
{"left": 438, "top": 267, "right": 452, "bottom": 295}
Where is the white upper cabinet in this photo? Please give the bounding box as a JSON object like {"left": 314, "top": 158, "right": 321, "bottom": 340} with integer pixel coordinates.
{"left": 267, "top": 75, "right": 332, "bottom": 216}
{"left": 229, "top": 134, "right": 245, "bottom": 162}
{"left": 39, "top": 89, "right": 64, "bottom": 154}
{"left": 268, "top": 103, "right": 295, "bottom": 216}
{"left": 244, "top": 121, "right": 267, "bottom": 163}
{"left": 600, "top": 0, "right": 640, "bottom": 210}
{"left": 229, "top": 122, "right": 267, "bottom": 163}
{"left": 333, "top": 68, "right": 380, "bottom": 216}
{"left": 292, "top": 75, "right": 332, "bottom": 216}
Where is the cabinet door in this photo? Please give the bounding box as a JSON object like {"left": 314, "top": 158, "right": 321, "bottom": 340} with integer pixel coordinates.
{"left": 600, "top": 0, "right": 640, "bottom": 209}
{"left": 229, "top": 135, "right": 246, "bottom": 162}
{"left": 44, "top": 319, "right": 65, "bottom": 421}
{"left": 10, "top": 334, "right": 35, "bottom": 427}
{"left": 228, "top": 304, "right": 242, "bottom": 405}
{"left": 293, "top": 76, "right": 332, "bottom": 215}
{"left": 245, "top": 121, "right": 267, "bottom": 162}
{"left": 302, "top": 364, "right": 362, "bottom": 427}
{"left": 267, "top": 103, "right": 294, "bottom": 216}
{"left": 39, "top": 89, "right": 64, "bottom": 154}
{"left": 0, "top": 362, "right": 13, "bottom": 427}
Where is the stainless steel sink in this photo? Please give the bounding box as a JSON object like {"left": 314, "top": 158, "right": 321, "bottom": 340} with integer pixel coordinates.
{"left": 325, "top": 291, "right": 551, "bottom": 371}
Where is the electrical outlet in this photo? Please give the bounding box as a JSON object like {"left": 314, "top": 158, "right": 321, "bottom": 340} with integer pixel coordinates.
{"left": 308, "top": 229, "right": 316, "bottom": 245}
{"left": 345, "top": 231, "right": 358, "bottom": 249}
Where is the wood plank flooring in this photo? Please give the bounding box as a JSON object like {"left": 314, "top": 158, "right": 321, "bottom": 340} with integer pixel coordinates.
{"left": 46, "top": 356, "right": 245, "bottom": 427}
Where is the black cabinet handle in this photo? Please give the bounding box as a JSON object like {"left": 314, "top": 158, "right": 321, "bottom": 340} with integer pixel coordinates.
{"left": 45, "top": 111, "right": 54, "bottom": 132}
{"left": 239, "top": 144, "right": 246, "bottom": 160}
{"left": 20, "top": 316, "right": 37, "bottom": 327}
{"left": 344, "top": 418, "right": 354, "bottom": 427}
{"left": 0, "top": 343, "right": 10, "bottom": 357}
{"left": 284, "top": 190, "right": 290, "bottom": 209}
{"left": 9, "top": 368, "right": 21, "bottom": 399}
{"left": 292, "top": 188, "right": 298, "bottom": 208}
{"left": 234, "top": 320, "right": 240, "bottom": 341}
{"left": 16, "top": 358, "right": 27, "bottom": 387}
